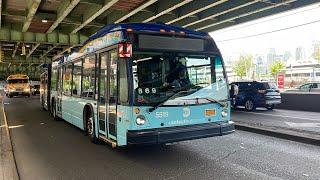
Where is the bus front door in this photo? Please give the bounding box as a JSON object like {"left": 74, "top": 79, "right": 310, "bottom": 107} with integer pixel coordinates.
{"left": 107, "top": 51, "right": 118, "bottom": 139}
{"left": 98, "top": 52, "right": 107, "bottom": 136}
{"left": 98, "top": 50, "right": 117, "bottom": 140}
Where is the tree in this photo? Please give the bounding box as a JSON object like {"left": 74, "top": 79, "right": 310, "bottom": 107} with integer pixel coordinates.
{"left": 233, "top": 55, "right": 253, "bottom": 79}
{"left": 312, "top": 42, "right": 320, "bottom": 63}
{"left": 269, "top": 60, "right": 285, "bottom": 78}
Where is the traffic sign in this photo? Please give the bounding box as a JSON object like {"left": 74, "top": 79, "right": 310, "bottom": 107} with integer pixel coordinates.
{"left": 277, "top": 73, "right": 285, "bottom": 89}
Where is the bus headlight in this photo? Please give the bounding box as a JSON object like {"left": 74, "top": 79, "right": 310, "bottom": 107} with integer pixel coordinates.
{"left": 136, "top": 115, "right": 146, "bottom": 125}
{"left": 221, "top": 109, "right": 228, "bottom": 118}
{"left": 24, "top": 88, "right": 30, "bottom": 92}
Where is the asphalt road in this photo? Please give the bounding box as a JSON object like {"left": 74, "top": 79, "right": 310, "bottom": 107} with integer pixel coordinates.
{"left": 4, "top": 96, "right": 320, "bottom": 180}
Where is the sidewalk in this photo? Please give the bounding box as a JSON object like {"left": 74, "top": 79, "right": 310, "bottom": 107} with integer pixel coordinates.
{"left": 232, "top": 108, "right": 320, "bottom": 146}
{"left": 0, "top": 97, "right": 19, "bottom": 180}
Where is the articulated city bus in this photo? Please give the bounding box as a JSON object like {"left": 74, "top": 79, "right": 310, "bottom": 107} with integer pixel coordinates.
{"left": 40, "top": 23, "right": 235, "bottom": 147}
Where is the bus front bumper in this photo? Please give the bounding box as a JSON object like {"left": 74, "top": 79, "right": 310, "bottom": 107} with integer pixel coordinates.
{"left": 127, "top": 121, "right": 235, "bottom": 145}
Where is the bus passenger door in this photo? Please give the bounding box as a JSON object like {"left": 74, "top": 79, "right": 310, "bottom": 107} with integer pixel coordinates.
{"left": 98, "top": 52, "right": 108, "bottom": 136}
{"left": 107, "top": 51, "right": 118, "bottom": 139}
{"left": 98, "top": 50, "right": 118, "bottom": 139}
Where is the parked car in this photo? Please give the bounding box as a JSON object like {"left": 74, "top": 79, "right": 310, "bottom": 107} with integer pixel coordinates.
{"left": 286, "top": 82, "right": 320, "bottom": 93}
{"left": 230, "top": 81, "right": 281, "bottom": 111}
{"left": 31, "top": 85, "right": 40, "bottom": 95}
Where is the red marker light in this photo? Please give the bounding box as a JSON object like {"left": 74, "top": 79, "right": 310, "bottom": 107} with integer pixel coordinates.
{"left": 118, "top": 43, "right": 132, "bottom": 58}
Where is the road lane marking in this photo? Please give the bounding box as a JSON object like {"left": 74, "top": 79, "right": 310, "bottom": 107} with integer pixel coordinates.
{"left": 8, "top": 125, "right": 25, "bottom": 129}
{"left": 285, "top": 122, "right": 320, "bottom": 128}
{"left": 236, "top": 111, "right": 320, "bottom": 121}
{"left": 1, "top": 99, "right": 20, "bottom": 179}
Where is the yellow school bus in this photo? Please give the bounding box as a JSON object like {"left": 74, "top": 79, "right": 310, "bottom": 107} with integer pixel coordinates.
{"left": 5, "top": 74, "right": 31, "bottom": 98}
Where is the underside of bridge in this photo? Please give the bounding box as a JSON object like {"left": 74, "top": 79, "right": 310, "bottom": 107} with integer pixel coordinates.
{"left": 0, "top": 0, "right": 319, "bottom": 80}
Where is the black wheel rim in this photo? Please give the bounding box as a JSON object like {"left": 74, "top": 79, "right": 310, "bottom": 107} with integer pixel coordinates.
{"left": 87, "top": 117, "right": 93, "bottom": 135}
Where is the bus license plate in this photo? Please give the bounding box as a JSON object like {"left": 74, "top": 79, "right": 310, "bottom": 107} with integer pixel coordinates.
{"left": 205, "top": 109, "right": 216, "bottom": 117}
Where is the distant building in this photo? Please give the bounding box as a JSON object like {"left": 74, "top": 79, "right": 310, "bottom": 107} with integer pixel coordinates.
{"left": 295, "top": 46, "right": 306, "bottom": 62}
{"left": 283, "top": 63, "right": 320, "bottom": 86}
{"left": 253, "top": 54, "right": 267, "bottom": 76}
{"left": 283, "top": 51, "right": 291, "bottom": 62}
{"left": 267, "top": 48, "right": 276, "bottom": 67}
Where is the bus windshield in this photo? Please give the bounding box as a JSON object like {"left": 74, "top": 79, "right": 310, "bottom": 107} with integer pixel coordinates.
{"left": 8, "top": 79, "right": 29, "bottom": 84}
{"left": 133, "top": 52, "right": 228, "bottom": 106}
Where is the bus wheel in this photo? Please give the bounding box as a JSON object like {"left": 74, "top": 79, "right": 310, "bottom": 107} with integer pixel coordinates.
{"left": 52, "top": 101, "right": 59, "bottom": 120}
{"left": 85, "top": 109, "right": 98, "bottom": 143}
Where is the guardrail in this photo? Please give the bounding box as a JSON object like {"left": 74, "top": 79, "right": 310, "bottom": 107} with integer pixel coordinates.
{"left": 277, "top": 92, "right": 320, "bottom": 112}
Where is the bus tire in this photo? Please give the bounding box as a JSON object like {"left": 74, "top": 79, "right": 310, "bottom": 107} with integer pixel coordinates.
{"left": 84, "top": 107, "right": 98, "bottom": 144}
{"left": 52, "top": 100, "right": 59, "bottom": 121}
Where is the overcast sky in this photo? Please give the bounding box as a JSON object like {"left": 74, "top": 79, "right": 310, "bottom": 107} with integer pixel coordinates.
{"left": 209, "top": 3, "right": 320, "bottom": 59}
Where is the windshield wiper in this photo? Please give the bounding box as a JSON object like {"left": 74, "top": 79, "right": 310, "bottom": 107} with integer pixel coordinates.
{"left": 198, "top": 97, "right": 227, "bottom": 107}
{"left": 148, "top": 90, "right": 194, "bottom": 112}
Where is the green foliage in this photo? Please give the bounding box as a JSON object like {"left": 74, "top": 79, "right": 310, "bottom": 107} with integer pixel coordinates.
{"left": 233, "top": 55, "right": 253, "bottom": 78}
{"left": 269, "top": 60, "right": 285, "bottom": 77}
{"left": 312, "top": 42, "right": 320, "bottom": 63}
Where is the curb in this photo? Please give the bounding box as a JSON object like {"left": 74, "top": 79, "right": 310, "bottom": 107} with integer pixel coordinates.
{"left": 0, "top": 97, "right": 20, "bottom": 180}
{"left": 235, "top": 124, "right": 320, "bottom": 146}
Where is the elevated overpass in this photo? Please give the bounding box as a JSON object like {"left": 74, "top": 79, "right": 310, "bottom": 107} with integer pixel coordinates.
{"left": 0, "top": 0, "right": 319, "bottom": 79}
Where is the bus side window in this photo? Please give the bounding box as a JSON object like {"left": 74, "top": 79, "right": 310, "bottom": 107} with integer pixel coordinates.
{"left": 72, "top": 60, "right": 82, "bottom": 96}
{"left": 58, "top": 66, "right": 63, "bottom": 91}
{"left": 63, "top": 64, "right": 72, "bottom": 96}
{"left": 82, "top": 56, "right": 95, "bottom": 98}
{"left": 51, "top": 68, "right": 57, "bottom": 91}
{"left": 118, "top": 59, "right": 128, "bottom": 104}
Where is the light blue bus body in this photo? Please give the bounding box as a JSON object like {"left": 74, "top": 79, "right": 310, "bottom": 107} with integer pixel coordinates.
{"left": 43, "top": 23, "right": 235, "bottom": 147}
{"left": 61, "top": 97, "right": 95, "bottom": 129}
